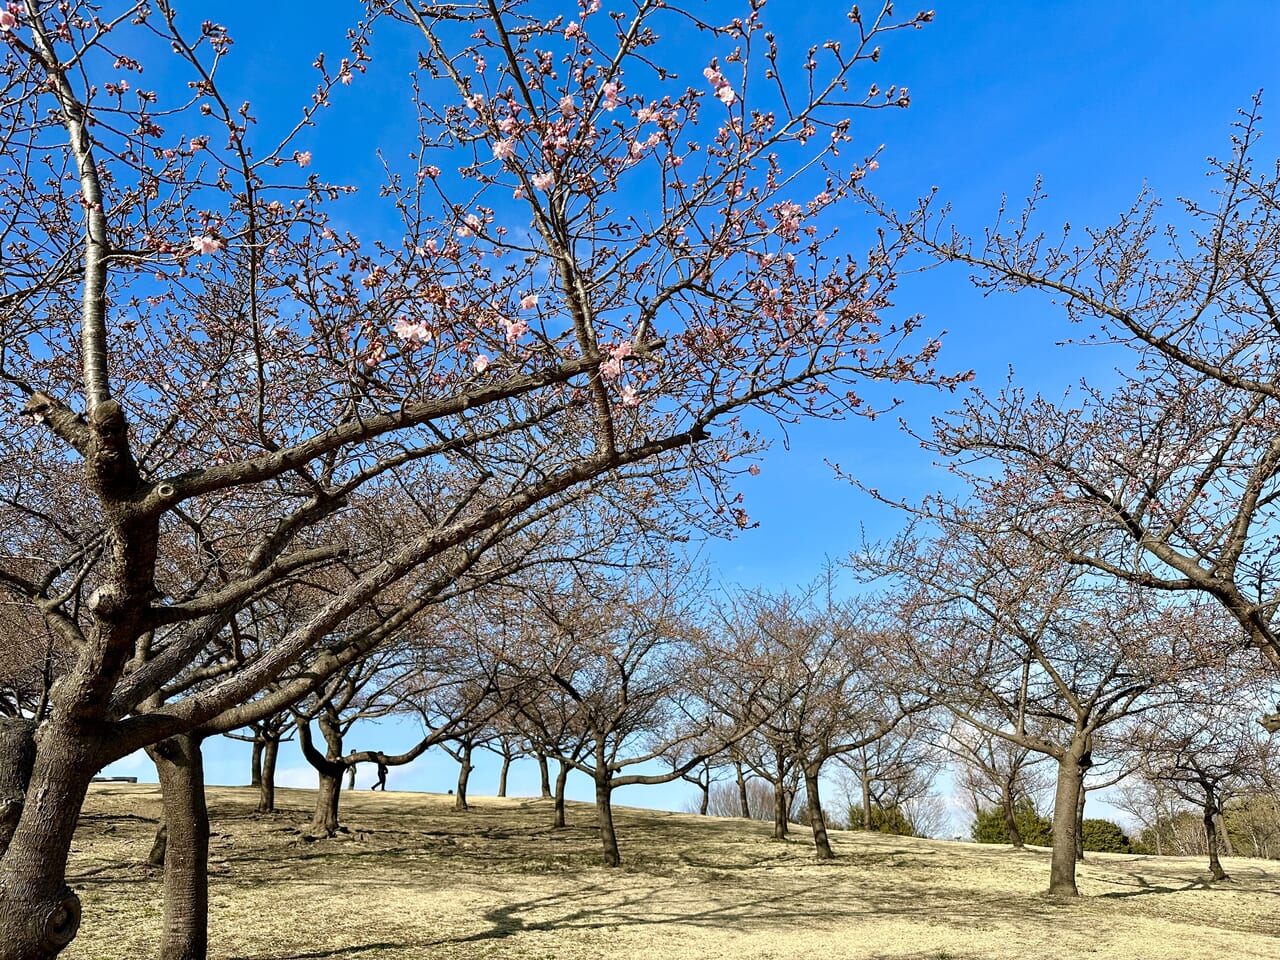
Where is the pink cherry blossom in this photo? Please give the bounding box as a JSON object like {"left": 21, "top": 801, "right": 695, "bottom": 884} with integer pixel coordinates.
{"left": 600, "top": 356, "right": 623, "bottom": 379}
{"left": 717, "top": 85, "right": 737, "bottom": 107}
{"left": 602, "top": 82, "right": 620, "bottom": 111}
{"left": 473, "top": 354, "right": 491, "bottom": 374}
{"left": 492, "top": 139, "right": 516, "bottom": 161}
{"left": 190, "top": 235, "right": 222, "bottom": 255}
{"left": 532, "top": 171, "right": 554, "bottom": 191}
{"left": 502, "top": 318, "right": 529, "bottom": 343}
{"left": 0, "top": 10, "right": 15, "bottom": 30}
{"left": 518, "top": 293, "right": 538, "bottom": 310}
{"left": 393, "top": 317, "right": 432, "bottom": 344}
{"left": 564, "top": 21, "right": 581, "bottom": 38}
{"left": 559, "top": 95, "right": 577, "bottom": 117}
{"left": 295, "top": 151, "right": 312, "bottom": 167}
{"left": 609, "top": 340, "right": 634, "bottom": 361}
{"left": 748, "top": 464, "right": 761, "bottom": 476}
{"left": 619, "top": 386, "right": 640, "bottom": 407}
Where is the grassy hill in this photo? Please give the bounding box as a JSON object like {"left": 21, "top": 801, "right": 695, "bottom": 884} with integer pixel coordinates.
{"left": 64, "top": 783, "right": 1280, "bottom": 959}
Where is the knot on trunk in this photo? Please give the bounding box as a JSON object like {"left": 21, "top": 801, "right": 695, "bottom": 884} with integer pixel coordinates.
{"left": 33, "top": 889, "right": 81, "bottom": 951}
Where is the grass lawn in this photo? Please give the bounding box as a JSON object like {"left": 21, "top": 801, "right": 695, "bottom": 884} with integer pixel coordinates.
{"left": 63, "top": 784, "right": 1280, "bottom": 959}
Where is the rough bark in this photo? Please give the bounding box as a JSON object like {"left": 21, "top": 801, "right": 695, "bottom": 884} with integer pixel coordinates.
{"left": 0, "top": 715, "right": 102, "bottom": 960}
{"left": 1048, "top": 748, "right": 1087, "bottom": 897}
{"left": 310, "top": 772, "right": 343, "bottom": 837}
{"left": 698, "top": 782, "right": 709, "bottom": 816}
{"left": 148, "top": 734, "right": 210, "bottom": 960}
{"left": 1074, "top": 783, "right": 1087, "bottom": 863}
{"left": 0, "top": 719, "right": 37, "bottom": 859}
{"left": 804, "top": 764, "right": 834, "bottom": 859}
{"left": 553, "top": 760, "right": 569, "bottom": 829}
{"left": 595, "top": 774, "right": 620, "bottom": 867}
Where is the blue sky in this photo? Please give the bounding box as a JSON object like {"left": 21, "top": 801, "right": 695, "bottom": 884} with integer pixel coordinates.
{"left": 101, "top": 1, "right": 1280, "bottom": 833}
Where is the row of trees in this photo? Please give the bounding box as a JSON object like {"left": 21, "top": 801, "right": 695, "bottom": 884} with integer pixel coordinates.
{"left": 3, "top": 1, "right": 1280, "bottom": 959}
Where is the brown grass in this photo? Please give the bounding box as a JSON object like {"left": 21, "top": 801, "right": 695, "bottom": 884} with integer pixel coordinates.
{"left": 63, "top": 783, "right": 1280, "bottom": 959}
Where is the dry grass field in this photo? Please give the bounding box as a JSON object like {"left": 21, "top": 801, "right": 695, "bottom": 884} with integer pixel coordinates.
{"left": 63, "top": 783, "right": 1280, "bottom": 960}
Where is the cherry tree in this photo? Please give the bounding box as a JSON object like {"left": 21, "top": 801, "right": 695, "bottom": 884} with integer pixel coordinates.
{"left": 870, "top": 519, "right": 1224, "bottom": 895}
{"left": 0, "top": 1, "right": 952, "bottom": 955}
{"left": 875, "top": 101, "right": 1280, "bottom": 694}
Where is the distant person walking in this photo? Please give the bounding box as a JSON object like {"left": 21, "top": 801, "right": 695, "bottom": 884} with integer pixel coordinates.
{"left": 372, "top": 759, "right": 388, "bottom": 791}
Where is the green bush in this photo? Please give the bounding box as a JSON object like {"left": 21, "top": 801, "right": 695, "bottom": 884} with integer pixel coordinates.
{"left": 848, "top": 803, "right": 915, "bottom": 836}
{"left": 972, "top": 799, "right": 1053, "bottom": 846}
{"left": 1081, "top": 818, "right": 1130, "bottom": 853}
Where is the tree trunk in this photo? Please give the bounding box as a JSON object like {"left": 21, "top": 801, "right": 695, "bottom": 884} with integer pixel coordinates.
{"left": 454, "top": 743, "right": 472, "bottom": 812}
{"left": 249, "top": 735, "right": 263, "bottom": 788}
{"left": 735, "top": 760, "right": 750, "bottom": 819}
{"left": 861, "top": 767, "right": 874, "bottom": 833}
{"left": 699, "top": 781, "right": 709, "bottom": 816}
{"left": 148, "top": 734, "right": 210, "bottom": 960}
{"left": 0, "top": 714, "right": 104, "bottom": 960}
{"left": 256, "top": 736, "right": 278, "bottom": 814}
{"left": 0, "top": 718, "right": 36, "bottom": 859}
{"left": 1204, "top": 790, "right": 1229, "bottom": 881}
{"left": 497, "top": 754, "right": 510, "bottom": 798}
{"left": 595, "top": 774, "right": 620, "bottom": 867}
{"left": 553, "top": 760, "right": 569, "bottom": 829}
{"left": 772, "top": 774, "right": 788, "bottom": 839}
{"left": 1074, "top": 783, "right": 1087, "bottom": 863}
{"left": 148, "top": 824, "right": 168, "bottom": 867}
{"left": 804, "top": 763, "right": 834, "bottom": 860}
{"left": 537, "top": 752, "right": 552, "bottom": 799}
{"left": 1001, "top": 779, "right": 1023, "bottom": 849}
{"left": 1048, "top": 748, "right": 1086, "bottom": 897}
{"left": 309, "top": 771, "right": 343, "bottom": 838}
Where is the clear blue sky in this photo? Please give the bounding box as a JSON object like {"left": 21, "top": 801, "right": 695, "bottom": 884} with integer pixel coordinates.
{"left": 102, "top": 1, "right": 1280, "bottom": 832}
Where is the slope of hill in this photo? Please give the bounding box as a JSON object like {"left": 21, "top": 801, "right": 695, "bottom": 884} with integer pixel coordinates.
{"left": 64, "top": 784, "right": 1280, "bottom": 959}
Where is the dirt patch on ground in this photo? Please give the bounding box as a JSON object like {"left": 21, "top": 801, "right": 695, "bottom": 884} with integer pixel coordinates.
{"left": 63, "top": 784, "right": 1280, "bottom": 959}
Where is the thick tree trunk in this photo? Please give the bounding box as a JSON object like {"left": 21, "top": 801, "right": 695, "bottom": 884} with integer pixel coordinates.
{"left": 0, "top": 715, "right": 103, "bottom": 960}
{"left": 346, "top": 764, "right": 356, "bottom": 790}
{"left": 804, "top": 764, "right": 834, "bottom": 859}
{"left": 735, "top": 760, "right": 750, "bottom": 818}
{"left": 1074, "top": 783, "right": 1087, "bottom": 863}
{"left": 595, "top": 774, "right": 620, "bottom": 867}
{"left": 1048, "top": 748, "right": 1086, "bottom": 897}
{"left": 497, "top": 755, "right": 510, "bottom": 798}
{"left": 861, "top": 769, "right": 874, "bottom": 832}
{"left": 553, "top": 760, "right": 569, "bottom": 829}
{"left": 1001, "top": 780, "right": 1023, "bottom": 849}
{"left": 1204, "top": 792, "right": 1229, "bottom": 881}
{"left": 0, "top": 718, "right": 37, "bottom": 859}
{"left": 149, "top": 735, "right": 210, "bottom": 960}
{"left": 256, "top": 737, "right": 278, "bottom": 814}
{"left": 698, "top": 781, "right": 709, "bottom": 816}
{"left": 772, "top": 775, "right": 789, "bottom": 839}
{"left": 309, "top": 772, "right": 343, "bottom": 838}
{"left": 454, "top": 743, "right": 472, "bottom": 812}
{"left": 249, "top": 736, "right": 263, "bottom": 788}
{"left": 537, "top": 752, "right": 552, "bottom": 799}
